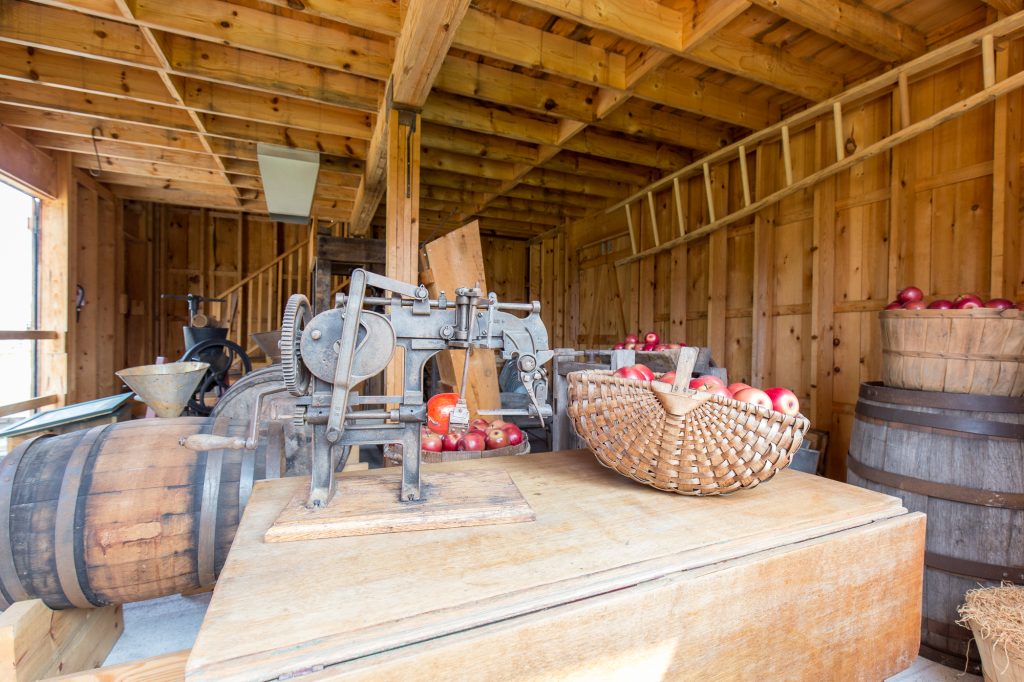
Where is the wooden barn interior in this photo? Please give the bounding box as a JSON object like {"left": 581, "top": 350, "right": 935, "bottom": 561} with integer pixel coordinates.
{"left": 0, "top": 0, "right": 1021, "bottom": 679}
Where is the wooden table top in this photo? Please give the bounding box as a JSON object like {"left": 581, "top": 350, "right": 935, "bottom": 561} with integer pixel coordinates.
{"left": 186, "top": 449, "right": 906, "bottom": 681}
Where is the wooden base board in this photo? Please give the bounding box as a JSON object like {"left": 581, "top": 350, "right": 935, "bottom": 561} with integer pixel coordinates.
{"left": 264, "top": 469, "right": 535, "bottom": 542}
{"left": 0, "top": 600, "right": 122, "bottom": 681}
{"left": 50, "top": 649, "right": 188, "bottom": 681}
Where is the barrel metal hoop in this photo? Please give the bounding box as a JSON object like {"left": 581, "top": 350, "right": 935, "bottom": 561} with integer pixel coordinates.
{"left": 197, "top": 418, "right": 228, "bottom": 588}
{"left": 883, "top": 348, "right": 1023, "bottom": 362}
{"left": 859, "top": 381, "right": 1024, "bottom": 413}
{"left": 847, "top": 455, "right": 1024, "bottom": 510}
{"left": 925, "top": 551, "right": 1024, "bottom": 583}
{"left": 922, "top": 616, "right": 974, "bottom": 643}
{"left": 55, "top": 425, "right": 110, "bottom": 608}
{"left": 239, "top": 449, "right": 255, "bottom": 511}
{"left": 855, "top": 400, "right": 1024, "bottom": 440}
{"left": 0, "top": 435, "right": 52, "bottom": 605}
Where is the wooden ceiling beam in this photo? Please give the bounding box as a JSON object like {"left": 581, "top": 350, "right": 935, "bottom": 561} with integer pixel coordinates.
{"left": 503, "top": 184, "right": 602, "bottom": 208}
{"left": 420, "top": 124, "right": 539, "bottom": 165}
{"left": 556, "top": 129, "right": 691, "bottom": 171}
{"left": 422, "top": 92, "right": 561, "bottom": 146}
{"left": 0, "top": 78, "right": 196, "bottom": 130}
{"left": 420, "top": 147, "right": 519, "bottom": 181}
{"left": 453, "top": 9, "right": 627, "bottom": 90}
{"left": 71, "top": 152, "right": 229, "bottom": 186}
{"left": 434, "top": 56, "right": 600, "bottom": 122}
{"left": 349, "top": 0, "right": 471, "bottom": 234}
{"left": 160, "top": 33, "right": 383, "bottom": 114}
{"left": 541, "top": 151, "right": 661, "bottom": 186}
{"left": 983, "top": 0, "right": 1023, "bottom": 14}
{"left": 99, "top": 171, "right": 242, "bottom": 196}
{"left": 0, "top": 0, "right": 160, "bottom": 68}
{"left": 517, "top": 168, "right": 637, "bottom": 198}
{"left": 511, "top": 0, "right": 682, "bottom": 52}
{"left": 255, "top": 0, "right": 401, "bottom": 37}
{"left": 120, "top": 0, "right": 391, "bottom": 80}
{"left": 421, "top": 169, "right": 504, "bottom": 193}
{"left": 746, "top": 0, "right": 926, "bottom": 62}
{"left": 25, "top": 129, "right": 220, "bottom": 170}
{"left": 110, "top": 183, "right": 241, "bottom": 209}
{"left": 206, "top": 136, "right": 365, "bottom": 176}
{"left": 176, "top": 78, "right": 374, "bottom": 139}
{"left": 200, "top": 114, "right": 368, "bottom": 159}
{"left": 0, "top": 104, "right": 206, "bottom": 152}
{"left": 596, "top": 101, "right": 731, "bottom": 152}
{"left": 631, "top": 69, "right": 778, "bottom": 130}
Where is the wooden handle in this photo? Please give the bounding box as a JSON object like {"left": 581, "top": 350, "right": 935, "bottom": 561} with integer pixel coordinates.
{"left": 179, "top": 434, "right": 247, "bottom": 451}
{"left": 672, "top": 347, "right": 698, "bottom": 391}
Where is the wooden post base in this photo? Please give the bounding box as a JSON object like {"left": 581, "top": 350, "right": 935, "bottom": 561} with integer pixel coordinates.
{"left": 0, "top": 600, "right": 122, "bottom": 680}
{"left": 264, "top": 469, "right": 535, "bottom": 542}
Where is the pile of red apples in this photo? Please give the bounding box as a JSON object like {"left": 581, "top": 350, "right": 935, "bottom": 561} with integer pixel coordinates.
{"left": 420, "top": 392, "right": 526, "bottom": 453}
{"left": 612, "top": 331, "right": 684, "bottom": 352}
{"left": 612, "top": 364, "right": 801, "bottom": 417}
{"left": 885, "top": 286, "right": 1024, "bottom": 311}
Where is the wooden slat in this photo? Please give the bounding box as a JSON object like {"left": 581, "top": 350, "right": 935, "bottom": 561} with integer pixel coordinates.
{"left": 49, "top": 649, "right": 188, "bottom": 681}
{"left": 0, "top": 123, "right": 57, "bottom": 198}
{"left": 0, "top": 394, "right": 59, "bottom": 418}
{"left": 0, "top": 330, "right": 59, "bottom": 340}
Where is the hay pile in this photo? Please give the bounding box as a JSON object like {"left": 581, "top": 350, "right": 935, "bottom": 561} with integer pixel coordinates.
{"left": 958, "top": 584, "right": 1024, "bottom": 675}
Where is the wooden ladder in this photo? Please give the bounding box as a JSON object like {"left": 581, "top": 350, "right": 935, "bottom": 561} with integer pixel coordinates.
{"left": 608, "top": 10, "right": 1024, "bottom": 267}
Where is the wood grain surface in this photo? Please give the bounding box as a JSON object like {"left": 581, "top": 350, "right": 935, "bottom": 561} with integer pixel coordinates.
{"left": 186, "top": 450, "right": 915, "bottom": 681}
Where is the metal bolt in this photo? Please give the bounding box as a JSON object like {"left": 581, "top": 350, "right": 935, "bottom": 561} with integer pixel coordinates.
{"left": 311, "top": 329, "right": 322, "bottom": 340}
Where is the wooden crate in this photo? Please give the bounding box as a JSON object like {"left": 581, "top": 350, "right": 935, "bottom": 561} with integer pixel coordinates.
{"left": 184, "top": 451, "right": 924, "bottom": 681}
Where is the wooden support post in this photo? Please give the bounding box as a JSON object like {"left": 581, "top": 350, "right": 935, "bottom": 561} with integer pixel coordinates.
{"left": 751, "top": 144, "right": 778, "bottom": 388}
{"left": 385, "top": 106, "right": 422, "bottom": 402}
{"left": 992, "top": 36, "right": 1023, "bottom": 298}
{"left": 672, "top": 177, "right": 686, "bottom": 237}
{"left": 646, "top": 192, "right": 660, "bottom": 247}
{"left": 738, "top": 145, "right": 751, "bottom": 207}
{"left": 624, "top": 203, "right": 638, "bottom": 254}
{"left": 38, "top": 152, "right": 73, "bottom": 407}
{"left": 897, "top": 72, "right": 911, "bottom": 129}
{"left": 707, "top": 167, "right": 727, "bottom": 365}
{"left": 983, "top": 34, "right": 996, "bottom": 88}
{"left": 781, "top": 126, "right": 794, "bottom": 186}
{"left": 702, "top": 163, "right": 716, "bottom": 222}
{"left": 0, "top": 600, "right": 123, "bottom": 681}
{"left": 833, "top": 102, "right": 845, "bottom": 161}
{"left": 811, "top": 121, "right": 838, "bottom": 479}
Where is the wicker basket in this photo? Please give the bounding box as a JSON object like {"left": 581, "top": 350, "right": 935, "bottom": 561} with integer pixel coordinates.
{"left": 880, "top": 308, "right": 1024, "bottom": 396}
{"left": 566, "top": 369, "right": 810, "bottom": 496}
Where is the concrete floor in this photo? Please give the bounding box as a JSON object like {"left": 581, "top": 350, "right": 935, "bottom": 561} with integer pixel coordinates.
{"left": 105, "top": 594, "right": 982, "bottom": 680}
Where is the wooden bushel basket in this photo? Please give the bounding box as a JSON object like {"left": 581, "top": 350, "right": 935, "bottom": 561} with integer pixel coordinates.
{"left": 880, "top": 307, "right": 1024, "bottom": 396}
{"left": 566, "top": 348, "right": 810, "bottom": 496}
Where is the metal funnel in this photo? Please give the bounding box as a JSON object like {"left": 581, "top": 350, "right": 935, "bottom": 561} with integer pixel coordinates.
{"left": 116, "top": 362, "right": 209, "bottom": 418}
{"left": 251, "top": 330, "right": 282, "bottom": 364}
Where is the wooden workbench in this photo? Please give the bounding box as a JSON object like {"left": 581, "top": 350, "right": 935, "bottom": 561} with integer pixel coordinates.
{"left": 186, "top": 450, "right": 924, "bottom": 681}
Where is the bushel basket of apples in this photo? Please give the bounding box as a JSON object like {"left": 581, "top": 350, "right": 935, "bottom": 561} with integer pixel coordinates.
{"left": 566, "top": 347, "right": 810, "bottom": 496}
{"left": 880, "top": 286, "right": 1024, "bottom": 396}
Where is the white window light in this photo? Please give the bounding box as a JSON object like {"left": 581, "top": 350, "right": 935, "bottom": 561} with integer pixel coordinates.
{"left": 256, "top": 143, "right": 320, "bottom": 224}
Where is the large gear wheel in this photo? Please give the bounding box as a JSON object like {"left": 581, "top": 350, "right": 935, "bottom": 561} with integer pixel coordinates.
{"left": 281, "top": 294, "right": 312, "bottom": 397}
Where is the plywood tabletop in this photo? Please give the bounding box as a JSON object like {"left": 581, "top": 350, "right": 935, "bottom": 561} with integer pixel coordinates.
{"left": 186, "top": 450, "right": 906, "bottom": 681}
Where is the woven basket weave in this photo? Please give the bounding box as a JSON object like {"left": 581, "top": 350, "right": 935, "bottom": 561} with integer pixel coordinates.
{"left": 567, "top": 370, "right": 810, "bottom": 495}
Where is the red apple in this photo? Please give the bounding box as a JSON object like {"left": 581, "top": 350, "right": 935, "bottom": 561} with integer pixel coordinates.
{"left": 727, "top": 382, "right": 751, "bottom": 395}
{"left": 426, "top": 392, "right": 459, "bottom": 434}
{"left": 897, "top": 286, "right": 924, "bottom": 304}
{"left": 689, "top": 374, "right": 725, "bottom": 390}
{"left": 652, "top": 344, "right": 669, "bottom": 351}
{"left": 644, "top": 331, "right": 660, "bottom": 345}
{"left": 665, "top": 343, "right": 682, "bottom": 349}
{"left": 704, "top": 385, "right": 733, "bottom": 399}
{"left": 927, "top": 299, "right": 954, "bottom": 309}
{"left": 624, "top": 342, "right": 637, "bottom": 350}
{"left": 485, "top": 428, "right": 508, "bottom": 450}
{"left": 955, "top": 293, "right": 984, "bottom": 307}
{"left": 641, "top": 343, "right": 656, "bottom": 351}
{"left": 955, "top": 298, "right": 982, "bottom": 309}
{"left": 421, "top": 432, "right": 443, "bottom": 452}
{"left": 441, "top": 432, "right": 462, "bottom": 451}
{"left": 614, "top": 365, "right": 647, "bottom": 381}
{"left": 503, "top": 424, "right": 524, "bottom": 446}
{"left": 624, "top": 333, "right": 639, "bottom": 344}
{"left": 733, "top": 387, "right": 772, "bottom": 409}
{"left": 659, "top": 371, "right": 677, "bottom": 385}
{"left": 470, "top": 418, "right": 491, "bottom": 432}
{"left": 632, "top": 364, "right": 655, "bottom": 381}
{"left": 612, "top": 342, "right": 625, "bottom": 350}
{"left": 765, "top": 387, "right": 800, "bottom": 416}
{"left": 489, "top": 418, "right": 510, "bottom": 429}
{"left": 883, "top": 301, "right": 903, "bottom": 310}
{"left": 986, "top": 298, "right": 1014, "bottom": 309}
{"left": 458, "top": 431, "right": 486, "bottom": 451}
{"left": 903, "top": 300, "right": 927, "bottom": 310}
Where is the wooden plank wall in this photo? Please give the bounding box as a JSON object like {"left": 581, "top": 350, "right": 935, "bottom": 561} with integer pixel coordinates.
{"left": 530, "top": 52, "right": 1022, "bottom": 480}
{"left": 481, "top": 235, "right": 528, "bottom": 303}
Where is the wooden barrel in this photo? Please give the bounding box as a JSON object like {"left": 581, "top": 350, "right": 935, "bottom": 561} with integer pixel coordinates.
{"left": 0, "top": 417, "right": 281, "bottom": 610}
{"left": 847, "top": 382, "right": 1024, "bottom": 669}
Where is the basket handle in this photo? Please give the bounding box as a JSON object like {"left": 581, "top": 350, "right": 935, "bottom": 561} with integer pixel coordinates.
{"left": 671, "top": 346, "right": 698, "bottom": 391}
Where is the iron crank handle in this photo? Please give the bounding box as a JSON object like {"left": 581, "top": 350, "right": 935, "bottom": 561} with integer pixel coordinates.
{"left": 180, "top": 434, "right": 248, "bottom": 451}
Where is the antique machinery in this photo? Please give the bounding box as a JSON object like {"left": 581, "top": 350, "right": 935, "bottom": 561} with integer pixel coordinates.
{"left": 184, "top": 268, "right": 552, "bottom": 510}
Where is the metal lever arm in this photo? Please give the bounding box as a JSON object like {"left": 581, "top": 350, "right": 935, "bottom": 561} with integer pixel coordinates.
{"left": 180, "top": 434, "right": 247, "bottom": 451}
